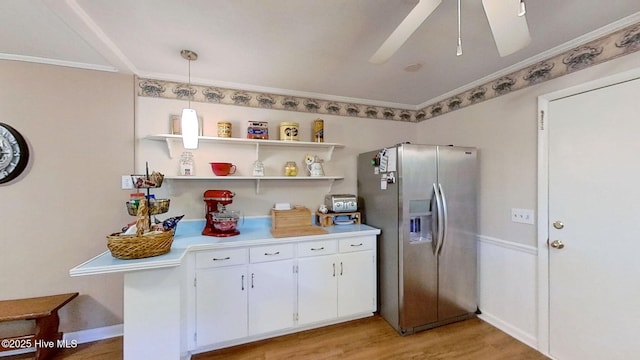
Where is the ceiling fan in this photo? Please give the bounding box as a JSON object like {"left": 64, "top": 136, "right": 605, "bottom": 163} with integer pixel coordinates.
{"left": 369, "top": 0, "right": 531, "bottom": 64}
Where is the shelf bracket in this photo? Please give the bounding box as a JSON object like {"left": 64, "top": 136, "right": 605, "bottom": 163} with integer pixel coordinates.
{"left": 327, "top": 178, "right": 336, "bottom": 193}
{"left": 255, "top": 179, "right": 261, "bottom": 194}
{"left": 165, "top": 138, "right": 175, "bottom": 159}
{"left": 326, "top": 145, "right": 336, "bottom": 161}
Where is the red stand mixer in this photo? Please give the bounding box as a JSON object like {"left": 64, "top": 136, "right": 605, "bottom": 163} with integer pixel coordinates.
{"left": 202, "top": 189, "right": 241, "bottom": 237}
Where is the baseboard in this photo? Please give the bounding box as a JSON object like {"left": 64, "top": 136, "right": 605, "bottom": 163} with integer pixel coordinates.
{"left": 478, "top": 312, "right": 537, "bottom": 350}
{"left": 0, "top": 324, "right": 123, "bottom": 358}
{"left": 63, "top": 323, "right": 123, "bottom": 344}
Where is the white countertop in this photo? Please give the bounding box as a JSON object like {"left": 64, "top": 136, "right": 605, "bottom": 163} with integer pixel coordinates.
{"left": 69, "top": 217, "right": 380, "bottom": 277}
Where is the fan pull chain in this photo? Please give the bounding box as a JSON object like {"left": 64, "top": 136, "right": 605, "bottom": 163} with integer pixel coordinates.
{"left": 456, "top": 0, "right": 462, "bottom": 56}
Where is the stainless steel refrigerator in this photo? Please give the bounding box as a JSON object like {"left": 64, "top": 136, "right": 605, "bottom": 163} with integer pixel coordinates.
{"left": 357, "top": 143, "right": 477, "bottom": 335}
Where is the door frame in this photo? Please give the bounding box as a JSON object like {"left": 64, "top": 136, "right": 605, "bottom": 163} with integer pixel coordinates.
{"left": 536, "top": 67, "right": 640, "bottom": 356}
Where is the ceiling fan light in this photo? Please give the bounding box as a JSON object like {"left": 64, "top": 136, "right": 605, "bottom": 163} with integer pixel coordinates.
{"left": 518, "top": 0, "right": 526, "bottom": 17}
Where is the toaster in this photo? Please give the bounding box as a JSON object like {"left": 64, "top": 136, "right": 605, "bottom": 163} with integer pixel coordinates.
{"left": 324, "top": 194, "right": 358, "bottom": 213}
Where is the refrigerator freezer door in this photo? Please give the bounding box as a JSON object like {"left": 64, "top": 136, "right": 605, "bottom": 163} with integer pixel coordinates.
{"left": 436, "top": 146, "right": 478, "bottom": 321}
{"left": 398, "top": 144, "right": 438, "bottom": 331}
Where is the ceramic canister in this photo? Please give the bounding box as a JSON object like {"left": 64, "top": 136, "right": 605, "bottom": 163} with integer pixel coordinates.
{"left": 279, "top": 122, "right": 299, "bottom": 141}
{"left": 217, "top": 122, "right": 232, "bottom": 138}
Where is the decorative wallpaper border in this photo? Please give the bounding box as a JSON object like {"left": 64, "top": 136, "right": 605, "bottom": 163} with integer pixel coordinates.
{"left": 137, "top": 21, "right": 640, "bottom": 123}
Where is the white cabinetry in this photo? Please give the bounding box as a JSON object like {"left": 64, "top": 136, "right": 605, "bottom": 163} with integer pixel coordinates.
{"left": 297, "top": 237, "right": 376, "bottom": 326}
{"left": 248, "top": 244, "right": 296, "bottom": 335}
{"left": 195, "top": 248, "right": 248, "bottom": 345}
{"left": 194, "top": 244, "right": 295, "bottom": 348}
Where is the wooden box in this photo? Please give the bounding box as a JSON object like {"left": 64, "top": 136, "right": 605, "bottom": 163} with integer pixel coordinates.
{"left": 271, "top": 207, "right": 312, "bottom": 230}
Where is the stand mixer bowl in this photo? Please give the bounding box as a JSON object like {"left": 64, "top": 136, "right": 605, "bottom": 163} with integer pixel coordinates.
{"left": 212, "top": 212, "right": 239, "bottom": 232}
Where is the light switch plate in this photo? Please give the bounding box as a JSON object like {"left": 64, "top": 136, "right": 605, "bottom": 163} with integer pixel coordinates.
{"left": 512, "top": 208, "right": 535, "bottom": 224}
{"left": 121, "top": 175, "right": 134, "bottom": 190}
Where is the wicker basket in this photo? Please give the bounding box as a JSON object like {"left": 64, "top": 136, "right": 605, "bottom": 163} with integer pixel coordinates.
{"left": 107, "top": 229, "right": 174, "bottom": 260}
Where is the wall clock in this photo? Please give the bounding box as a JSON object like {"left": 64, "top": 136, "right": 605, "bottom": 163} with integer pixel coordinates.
{"left": 0, "top": 122, "right": 29, "bottom": 184}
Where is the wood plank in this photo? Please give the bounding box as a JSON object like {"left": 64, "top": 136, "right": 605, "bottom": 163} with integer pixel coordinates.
{"left": 2, "top": 315, "right": 548, "bottom": 360}
{"left": 0, "top": 293, "right": 78, "bottom": 322}
{"left": 192, "top": 316, "right": 547, "bottom": 360}
{"left": 270, "top": 226, "right": 328, "bottom": 238}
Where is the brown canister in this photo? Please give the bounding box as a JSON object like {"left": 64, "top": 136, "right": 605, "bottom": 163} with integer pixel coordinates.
{"left": 217, "top": 122, "right": 232, "bottom": 138}
{"left": 279, "top": 122, "right": 299, "bottom": 141}
{"left": 312, "top": 118, "right": 324, "bottom": 142}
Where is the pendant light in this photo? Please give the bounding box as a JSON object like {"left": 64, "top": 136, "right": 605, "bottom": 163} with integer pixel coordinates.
{"left": 456, "top": 0, "right": 462, "bottom": 56}
{"left": 518, "top": 0, "right": 526, "bottom": 17}
{"left": 180, "top": 49, "right": 199, "bottom": 149}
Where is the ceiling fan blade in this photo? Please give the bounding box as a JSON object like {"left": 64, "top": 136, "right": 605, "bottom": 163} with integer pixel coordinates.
{"left": 482, "top": 0, "right": 531, "bottom": 57}
{"left": 369, "top": 0, "right": 442, "bottom": 64}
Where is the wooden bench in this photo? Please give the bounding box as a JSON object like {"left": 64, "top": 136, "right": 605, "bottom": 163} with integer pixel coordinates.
{"left": 0, "top": 292, "right": 78, "bottom": 360}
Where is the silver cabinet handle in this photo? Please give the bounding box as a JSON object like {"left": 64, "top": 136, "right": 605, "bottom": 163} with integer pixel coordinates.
{"left": 350, "top": 243, "right": 363, "bottom": 247}
{"left": 264, "top": 251, "right": 280, "bottom": 256}
{"left": 251, "top": 273, "right": 255, "bottom": 288}
{"left": 332, "top": 263, "right": 336, "bottom": 277}
{"left": 310, "top": 247, "right": 325, "bottom": 251}
{"left": 241, "top": 275, "right": 245, "bottom": 291}
{"left": 213, "top": 256, "right": 231, "bottom": 261}
{"left": 340, "top": 262, "right": 343, "bottom": 276}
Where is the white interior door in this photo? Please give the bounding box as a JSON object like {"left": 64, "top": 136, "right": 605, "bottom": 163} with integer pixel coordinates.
{"left": 547, "top": 77, "right": 640, "bottom": 359}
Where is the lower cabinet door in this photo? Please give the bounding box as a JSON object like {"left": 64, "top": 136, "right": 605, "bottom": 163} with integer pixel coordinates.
{"left": 196, "top": 266, "right": 248, "bottom": 346}
{"left": 338, "top": 251, "right": 375, "bottom": 317}
{"left": 297, "top": 255, "right": 338, "bottom": 325}
{"left": 248, "top": 260, "right": 296, "bottom": 335}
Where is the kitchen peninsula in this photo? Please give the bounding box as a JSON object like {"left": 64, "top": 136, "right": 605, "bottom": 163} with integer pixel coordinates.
{"left": 70, "top": 218, "right": 380, "bottom": 360}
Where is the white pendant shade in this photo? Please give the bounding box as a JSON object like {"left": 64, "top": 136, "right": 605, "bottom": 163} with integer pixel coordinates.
{"left": 181, "top": 108, "right": 199, "bottom": 149}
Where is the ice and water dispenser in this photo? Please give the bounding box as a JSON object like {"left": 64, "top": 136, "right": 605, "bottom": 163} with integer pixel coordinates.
{"left": 409, "top": 199, "right": 432, "bottom": 242}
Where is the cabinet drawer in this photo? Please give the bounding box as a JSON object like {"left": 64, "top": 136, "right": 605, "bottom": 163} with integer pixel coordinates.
{"left": 196, "top": 248, "right": 248, "bottom": 269}
{"left": 297, "top": 239, "right": 338, "bottom": 257}
{"left": 250, "top": 243, "right": 294, "bottom": 263}
{"left": 339, "top": 236, "right": 375, "bottom": 253}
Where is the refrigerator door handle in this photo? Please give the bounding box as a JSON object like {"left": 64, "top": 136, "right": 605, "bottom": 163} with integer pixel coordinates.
{"left": 436, "top": 183, "right": 448, "bottom": 256}
{"left": 430, "top": 185, "right": 438, "bottom": 254}
{"left": 432, "top": 183, "right": 445, "bottom": 255}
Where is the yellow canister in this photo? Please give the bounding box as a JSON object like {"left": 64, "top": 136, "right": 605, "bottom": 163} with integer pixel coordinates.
{"left": 279, "top": 122, "right": 299, "bottom": 141}
{"left": 217, "top": 122, "right": 232, "bottom": 138}
{"left": 312, "top": 118, "right": 324, "bottom": 142}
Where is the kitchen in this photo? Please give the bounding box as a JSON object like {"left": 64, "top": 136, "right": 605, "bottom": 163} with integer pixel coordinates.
{"left": 2, "top": 1, "right": 640, "bottom": 359}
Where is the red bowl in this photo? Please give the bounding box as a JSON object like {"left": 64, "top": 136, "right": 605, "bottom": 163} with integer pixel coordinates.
{"left": 210, "top": 162, "right": 237, "bottom": 176}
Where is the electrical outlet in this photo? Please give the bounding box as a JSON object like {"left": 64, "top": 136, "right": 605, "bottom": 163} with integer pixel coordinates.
{"left": 512, "top": 208, "right": 535, "bottom": 224}
{"left": 121, "top": 175, "right": 134, "bottom": 190}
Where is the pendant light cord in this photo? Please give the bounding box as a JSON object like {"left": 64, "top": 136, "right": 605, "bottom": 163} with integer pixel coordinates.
{"left": 187, "top": 58, "right": 192, "bottom": 108}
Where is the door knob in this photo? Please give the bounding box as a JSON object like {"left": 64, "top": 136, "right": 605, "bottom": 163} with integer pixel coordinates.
{"left": 550, "top": 240, "right": 565, "bottom": 249}
{"left": 553, "top": 221, "right": 564, "bottom": 230}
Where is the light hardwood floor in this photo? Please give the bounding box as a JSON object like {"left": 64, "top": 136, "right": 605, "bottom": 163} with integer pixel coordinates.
{"left": 5, "top": 316, "right": 548, "bottom": 359}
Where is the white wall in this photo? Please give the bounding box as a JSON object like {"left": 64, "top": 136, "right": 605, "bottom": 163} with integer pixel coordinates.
{"left": 135, "top": 96, "right": 417, "bottom": 218}
{"left": 0, "top": 61, "right": 134, "bottom": 335}
{"left": 416, "top": 50, "right": 640, "bottom": 350}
